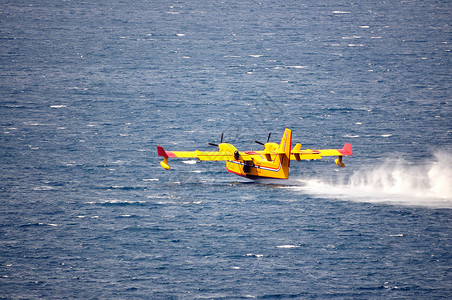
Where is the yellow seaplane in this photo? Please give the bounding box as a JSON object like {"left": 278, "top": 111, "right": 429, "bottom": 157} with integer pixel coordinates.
{"left": 157, "top": 128, "right": 352, "bottom": 180}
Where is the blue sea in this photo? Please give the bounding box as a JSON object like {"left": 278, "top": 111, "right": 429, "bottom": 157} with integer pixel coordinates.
{"left": 1, "top": 0, "right": 451, "bottom": 298}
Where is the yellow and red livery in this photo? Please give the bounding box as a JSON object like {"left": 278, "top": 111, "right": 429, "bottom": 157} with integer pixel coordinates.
{"left": 157, "top": 128, "right": 352, "bottom": 180}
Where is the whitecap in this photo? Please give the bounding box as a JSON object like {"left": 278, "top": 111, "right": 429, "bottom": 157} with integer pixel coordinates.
{"left": 24, "top": 122, "right": 44, "bottom": 126}
{"left": 285, "top": 65, "right": 307, "bottom": 69}
{"left": 89, "top": 200, "right": 146, "bottom": 205}
{"left": 246, "top": 253, "right": 264, "bottom": 258}
{"left": 38, "top": 223, "right": 57, "bottom": 227}
{"left": 277, "top": 245, "right": 300, "bottom": 249}
{"left": 32, "top": 185, "right": 56, "bottom": 191}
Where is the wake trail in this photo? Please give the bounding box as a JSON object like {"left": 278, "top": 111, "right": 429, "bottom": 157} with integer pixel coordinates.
{"left": 287, "top": 151, "right": 452, "bottom": 208}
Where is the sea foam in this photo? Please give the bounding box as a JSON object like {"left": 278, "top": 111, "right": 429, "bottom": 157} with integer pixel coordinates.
{"left": 289, "top": 151, "right": 452, "bottom": 208}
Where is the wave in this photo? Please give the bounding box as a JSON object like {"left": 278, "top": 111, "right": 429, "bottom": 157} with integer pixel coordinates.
{"left": 288, "top": 151, "right": 452, "bottom": 208}
{"left": 85, "top": 200, "right": 147, "bottom": 206}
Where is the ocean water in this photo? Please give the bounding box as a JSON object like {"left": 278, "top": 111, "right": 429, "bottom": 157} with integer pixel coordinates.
{"left": 1, "top": 0, "right": 451, "bottom": 298}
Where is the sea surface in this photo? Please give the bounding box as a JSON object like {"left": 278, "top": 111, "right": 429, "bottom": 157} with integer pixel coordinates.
{"left": 1, "top": 0, "right": 451, "bottom": 298}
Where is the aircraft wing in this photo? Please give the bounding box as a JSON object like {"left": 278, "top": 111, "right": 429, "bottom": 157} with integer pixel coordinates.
{"left": 157, "top": 146, "right": 253, "bottom": 169}
{"left": 315, "top": 143, "right": 353, "bottom": 156}
{"left": 158, "top": 146, "right": 230, "bottom": 160}
{"left": 290, "top": 143, "right": 352, "bottom": 166}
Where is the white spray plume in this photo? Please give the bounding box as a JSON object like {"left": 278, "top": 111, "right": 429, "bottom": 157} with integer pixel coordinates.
{"left": 289, "top": 151, "right": 452, "bottom": 208}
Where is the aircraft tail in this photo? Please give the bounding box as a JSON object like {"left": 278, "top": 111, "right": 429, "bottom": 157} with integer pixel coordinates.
{"left": 274, "top": 128, "right": 292, "bottom": 178}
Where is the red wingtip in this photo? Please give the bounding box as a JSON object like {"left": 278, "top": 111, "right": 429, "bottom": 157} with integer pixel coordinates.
{"left": 339, "top": 143, "right": 352, "bottom": 156}
{"left": 157, "top": 146, "right": 168, "bottom": 158}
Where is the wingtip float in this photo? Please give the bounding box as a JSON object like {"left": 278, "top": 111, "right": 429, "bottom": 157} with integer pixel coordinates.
{"left": 157, "top": 128, "right": 352, "bottom": 180}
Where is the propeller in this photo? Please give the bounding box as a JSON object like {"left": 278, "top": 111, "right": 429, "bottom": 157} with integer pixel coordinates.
{"left": 254, "top": 132, "right": 271, "bottom": 146}
{"left": 208, "top": 132, "right": 224, "bottom": 147}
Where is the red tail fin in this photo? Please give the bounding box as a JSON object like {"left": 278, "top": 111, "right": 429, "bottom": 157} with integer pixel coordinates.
{"left": 157, "top": 146, "right": 168, "bottom": 157}
{"left": 338, "top": 143, "right": 352, "bottom": 156}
